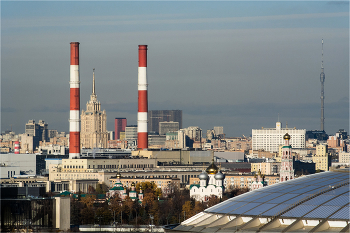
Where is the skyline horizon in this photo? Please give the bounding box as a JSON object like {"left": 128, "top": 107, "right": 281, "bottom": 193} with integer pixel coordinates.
{"left": 2, "top": 1, "right": 349, "bottom": 137}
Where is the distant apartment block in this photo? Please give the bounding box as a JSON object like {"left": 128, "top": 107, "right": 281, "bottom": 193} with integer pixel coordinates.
{"left": 125, "top": 125, "right": 137, "bottom": 148}
{"left": 24, "top": 120, "right": 49, "bottom": 150}
{"left": 115, "top": 118, "right": 127, "bottom": 140}
{"left": 252, "top": 121, "right": 306, "bottom": 153}
{"left": 148, "top": 110, "right": 182, "bottom": 134}
{"left": 214, "top": 126, "right": 224, "bottom": 136}
{"left": 313, "top": 144, "right": 331, "bottom": 171}
{"left": 159, "top": 121, "right": 179, "bottom": 135}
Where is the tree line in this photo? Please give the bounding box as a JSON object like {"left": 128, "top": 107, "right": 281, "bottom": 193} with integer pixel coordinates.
{"left": 70, "top": 182, "right": 249, "bottom": 227}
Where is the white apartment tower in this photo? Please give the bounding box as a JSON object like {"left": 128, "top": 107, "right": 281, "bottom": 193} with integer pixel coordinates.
{"left": 80, "top": 69, "right": 109, "bottom": 149}
{"left": 252, "top": 122, "right": 306, "bottom": 153}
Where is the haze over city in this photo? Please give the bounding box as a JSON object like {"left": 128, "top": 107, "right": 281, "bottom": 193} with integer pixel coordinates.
{"left": 2, "top": 1, "right": 349, "bottom": 137}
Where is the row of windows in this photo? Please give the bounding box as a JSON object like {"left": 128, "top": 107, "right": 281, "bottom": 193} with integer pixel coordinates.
{"left": 64, "top": 165, "right": 84, "bottom": 169}
{"left": 87, "top": 164, "right": 154, "bottom": 169}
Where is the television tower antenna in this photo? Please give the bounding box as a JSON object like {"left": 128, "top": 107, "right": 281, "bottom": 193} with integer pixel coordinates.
{"left": 320, "top": 39, "right": 325, "bottom": 131}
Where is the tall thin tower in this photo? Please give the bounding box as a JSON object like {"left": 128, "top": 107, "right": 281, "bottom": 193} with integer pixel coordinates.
{"left": 69, "top": 42, "right": 80, "bottom": 159}
{"left": 138, "top": 45, "right": 148, "bottom": 150}
{"left": 320, "top": 39, "right": 325, "bottom": 131}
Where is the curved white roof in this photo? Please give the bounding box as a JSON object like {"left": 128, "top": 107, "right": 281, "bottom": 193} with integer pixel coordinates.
{"left": 173, "top": 169, "right": 350, "bottom": 233}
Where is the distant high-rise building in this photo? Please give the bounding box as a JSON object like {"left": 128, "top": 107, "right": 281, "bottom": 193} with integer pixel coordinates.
{"left": 38, "top": 120, "right": 49, "bottom": 142}
{"left": 125, "top": 125, "right": 138, "bottom": 141}
{"left": 25, "top": 120, "right": 40, "bottom": 137}
{"left": 48, "top": 129, "right": 58, "bottom": 139}
{"left": 148, "top": 110, "right": 182, "bottom": 134}
{"left": 252, "top": 122, "right": 306, "bottom": 153}
{"left": 80, "top": 69, "right": 109, "bottom": 149}
{"left": 125, "top": 125, "right": 138, "bottom": 149}
{"left": 115, "top": 118, "right": 127, "bottom": 140}
{"left": 313, "top": 144, "right": 330, "bottom": 171}
{"left": 159, "top": 121, "right": 179, "bottom": 135}
{"left": 214, "top": 126, "right": 223, "bottom": 136}
{"left": 25, "top": 119, "right": 49, "bottom": 150}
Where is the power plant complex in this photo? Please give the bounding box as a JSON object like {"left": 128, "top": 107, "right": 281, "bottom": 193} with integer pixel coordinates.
{"left": 68, "top": 43, "right": 150, "bottom": 157}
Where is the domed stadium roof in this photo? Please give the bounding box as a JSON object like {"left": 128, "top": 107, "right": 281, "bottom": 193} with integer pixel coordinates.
{"left": 172, "top": 169, "right": 350, "bottom": 233}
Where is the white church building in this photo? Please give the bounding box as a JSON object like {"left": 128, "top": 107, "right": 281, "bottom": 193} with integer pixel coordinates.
{"left": 190, "top": 161, "right": 225, "bottom": 202}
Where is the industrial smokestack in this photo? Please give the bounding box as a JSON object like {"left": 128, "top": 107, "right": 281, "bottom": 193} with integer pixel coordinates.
{"left": 14, "top": 141, "right": 20, "bottom": 154}
{"left": 69, "top": 42, "right": 80, "bottom": 158}
{"left": 137, "top": 45, "right": 148, "bottom": 150}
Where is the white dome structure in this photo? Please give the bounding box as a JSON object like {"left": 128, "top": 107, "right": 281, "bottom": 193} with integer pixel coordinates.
{"left": 190, "top": 162, "right": 225, "bottom": 202}
{"left": 199, "top": 171, "right": 209, "bottom": 180}
{"left": 214, "top": 170, "right": 224, "bottom": 180}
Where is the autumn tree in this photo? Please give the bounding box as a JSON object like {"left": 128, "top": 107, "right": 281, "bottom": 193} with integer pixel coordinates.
{"left": 71, "top": 196, "right": 83, "bottom": 225}
{"left": 192, "top": 201, "right": 205, "bottom": 215}
{"left": 109, "top": 195, "right": 122, "bottom": 223}
{"left": 207, "top": 195, "right": 220, "bottom": 208}
{"left": 88, "top": 185, "right": 96, "bottom": 194}
{"left": 95, "top": 206, "right": 112, "bottom": 225}
{"left": 81, "top": 194, "right": 96, "bottom": 208}
{"left": 182, "top": 201, "right": 193, "bottom": 220}
{"left": 95, "top": 182, "right": 109, "bottom": 194}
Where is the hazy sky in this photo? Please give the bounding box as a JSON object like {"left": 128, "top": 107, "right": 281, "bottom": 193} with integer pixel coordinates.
{"left": 1, "top": 1, "right": 349, "bottom": 137}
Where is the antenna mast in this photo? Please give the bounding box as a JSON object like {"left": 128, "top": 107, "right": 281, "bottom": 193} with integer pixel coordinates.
{"left": 320, "top": 39, "right": 325, "bottom": 131}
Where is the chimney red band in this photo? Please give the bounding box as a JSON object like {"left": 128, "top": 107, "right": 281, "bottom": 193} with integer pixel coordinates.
{"left": 69, "top": 132, "right": 80, "bottom": 153}
{"left": 70, "top": 88, "right": 80, "bottom": 110}
{"left": 138, "top": 132, "right": 148, "bottom": 149}
{"left": 138, "top": 90, "right": 148, "bottom": 112}
{"left": 138, "top": 45, "right": 147, "bottom": 67}
{"left": 70, "top": 42, "right": 80, "bottom": 65}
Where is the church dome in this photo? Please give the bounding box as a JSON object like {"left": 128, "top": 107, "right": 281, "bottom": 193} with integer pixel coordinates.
{"left": 206, "top": 161, "right": 219, "bottom": 174}
{"left": 284, "top": 133, "right": 291, "bottom": 140}
{"left": 215, "top": 170, "right": 225, "bottom": 180}
{"left": 116, "top": 172, "right": 121, "bottom": 179}
{"left": 131, "top": 182, "right": 135, "bottom": 187}
{"left": 199, "top": 171, "right": 208, "bottom": 180}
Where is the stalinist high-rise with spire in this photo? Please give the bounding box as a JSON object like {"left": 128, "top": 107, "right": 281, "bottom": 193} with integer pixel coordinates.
{"left": 81, "top": 69, "right": 109, "bottom": 148}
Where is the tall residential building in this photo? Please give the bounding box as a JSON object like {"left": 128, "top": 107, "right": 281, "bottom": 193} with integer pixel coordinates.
{"left": 214, "top": 126, "right": 224, "bottom": 136}
{"left": 115, "top": 118, "right": 127, "bottom": 140}
{"left": 252, "top": 122, "right": 306, "bottom": 153}
{"left": 159, "top": 121, "right": 179, "bottom": 135}
{"left": 25, "top": 120, "right": 49, "bottom": 150}
{"left": 178, "top": 126, "right": 202, "bottom": 149}
{"left": 80, "top": 69, "right": 109, "bottom": 149}
{"left": 38, "top": 120, "right": 49, "bottom": 142}
{"left": 125, "top": 125, "right": 137, "bottom": 149}
{"left": 148, "top": 110, "right": 182, "bottom": 134}
{"left": 313, "top": 144, "right": 330, "bottom": 171}
{"left": 125, "top": 125, "right": 138, "bottom": 141}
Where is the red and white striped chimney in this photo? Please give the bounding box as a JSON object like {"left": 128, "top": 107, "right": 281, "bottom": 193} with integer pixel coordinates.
{"left": 14, "top": 141, "right": 20, "bottom": 154}
{"left": 137, "top": 45, "right": 148, "bottom": 150}
{"left": 69, "top": 42, "right": 80, "bottom": 158}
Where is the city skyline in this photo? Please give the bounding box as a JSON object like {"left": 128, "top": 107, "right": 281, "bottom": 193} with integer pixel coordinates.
{"left": 1, "top": 1, "right": 349, "bottom": 137}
